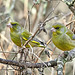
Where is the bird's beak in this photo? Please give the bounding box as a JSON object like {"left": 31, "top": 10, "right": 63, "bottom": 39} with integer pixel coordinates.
{"left": 7, "top": 23, "right": 12, "bottom": 28}
{"left": 51, "top": 27, "right": 56, "bottom": 32}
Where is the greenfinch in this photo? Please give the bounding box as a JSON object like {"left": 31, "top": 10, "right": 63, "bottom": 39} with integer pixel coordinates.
{"left": 51, "top": 23, "right": 75, "bottom": 51}
{"left": 7, "top": 22, "right": 45, "bottom": 48}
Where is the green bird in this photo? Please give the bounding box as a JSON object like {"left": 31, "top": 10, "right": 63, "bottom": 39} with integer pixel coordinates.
{"left": 7, "top": 22, "right": 45, "bottom": 48}
{"left": 51, "top": 23, "right": 75, "bottom": 51}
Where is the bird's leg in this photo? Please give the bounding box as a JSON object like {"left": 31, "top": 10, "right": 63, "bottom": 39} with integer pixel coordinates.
{"left": 58, "top": 51, "right": 69, "bottom": 60}
{"left": 44, "top": 46, "right": 52, "bottom": 58}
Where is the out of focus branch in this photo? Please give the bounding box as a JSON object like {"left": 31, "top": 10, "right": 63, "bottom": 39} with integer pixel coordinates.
{"left": 57, "top": 49, "right": 75, "bottom": 75}
{"left": 9, "top": 0, "right": 15, "bottom": 13}
{"left": 62, "top": 0, "right": 75, "bottom": 15}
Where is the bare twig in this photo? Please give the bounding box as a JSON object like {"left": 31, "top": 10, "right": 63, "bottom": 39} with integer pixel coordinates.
{"left": 45, "top": 1, "right": 60, "bottom": 20}
{"left": 66, "top": 20, "right": 75, "bottom": 26}
{"left": 0, "top": 44, "right": 7, "bottom": 59}
{"left": 28, "top": 11, "right": 31, "bottom": 32}
{"left": 35, "top": 38, "right": 52, "bottom": 63}
{"left": 9, "top": 0, "right": 15, "bottom": 13}
{"left": 0, "top": 16, "right": 10, "bottom": 24}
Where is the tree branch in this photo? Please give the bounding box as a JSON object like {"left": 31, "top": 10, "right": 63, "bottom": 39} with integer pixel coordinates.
{"left": 0, "top": 58, "right": 57, "bottom": 68}
{"left": 0, "top": 49, "right": 75, "bottom": 69}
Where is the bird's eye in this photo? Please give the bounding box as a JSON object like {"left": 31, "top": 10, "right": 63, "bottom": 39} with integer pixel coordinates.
{"left": 55, "top": 27, "right": 59, "bottom": 29}
{"left": 12, "top": 24, "right": 17, "bottom": 26}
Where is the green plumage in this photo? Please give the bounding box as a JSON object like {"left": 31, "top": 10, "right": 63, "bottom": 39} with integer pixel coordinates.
{"left": 51, "top": 23, "right": 75, "bottom": 51}
{"left": 8, "top": 22, "right": 45, "bottom": 48}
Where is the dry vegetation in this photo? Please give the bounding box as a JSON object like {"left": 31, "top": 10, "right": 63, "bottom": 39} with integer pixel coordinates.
{"left": 0, "top": 0, "right": 75, "bottom": 75}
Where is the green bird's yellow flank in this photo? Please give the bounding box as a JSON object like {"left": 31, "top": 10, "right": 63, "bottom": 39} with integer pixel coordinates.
{"left": 7, "top": 22, "right": 45, "bottom": 48}
{"left": 51, "top": 23, "right": 75, "bottom": 51}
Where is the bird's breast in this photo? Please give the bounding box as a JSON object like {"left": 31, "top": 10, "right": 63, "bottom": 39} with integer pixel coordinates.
{"left": 10, "top": 32, "right": 22, "bottom": 47}
{"left": 52, "top": 34, "right": 75, "bottom": 51}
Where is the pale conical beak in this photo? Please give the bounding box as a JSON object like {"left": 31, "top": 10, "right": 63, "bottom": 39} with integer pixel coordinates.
{"left": 7, "top": 23, "right": 12, "bottom": 28}
{"left": 51, "top": 27, "right": 56, "bottom": 32}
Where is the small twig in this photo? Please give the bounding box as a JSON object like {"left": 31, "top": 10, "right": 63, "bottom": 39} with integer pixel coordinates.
{"left": 0, "top": 16, "right": 10, "bottom": 24}
{"left": 35, "top": 38, "right": 52, "bottom": 63}
{"left": 35, "top": 48, "right": 44, "bottom": 63}
{"left": 45, "top": 1, "right": 60, "bottom": 20}
{"left": 19, "top": 48, "right": 24, "bottom": 62}
{"left": 0, "top": 38, "right": 17, "bottom": 71}
{"left": 28, "top": 51, "right": 51, "bottom": 72}
{"left": 0, "top": 44, "right": 7, "bottom": 59}
{"left": 46, "top": 38, "right": 52, "bottom": 45}
{"left": 28, "top": 11, "right": 31, "bottom": 32}
{"left": 0, "top": 51, "right": 59, "bottom": 55}
{"left": 24, "top": 0, "right": 28, "bottom": 18}
{"left": 66, "top": 20, "right": 75, "bottom": 26}
{"left": 51, "top": 47, "right": 56, "bottom": 56}
{"left": 63, "top": 65, "right": 65, "bottom": 75}
{"left": 62, "top": 0, "right": 75, "bottom": 15}
{"left": 9, "top": 0, "right": 15, "bottom": 13}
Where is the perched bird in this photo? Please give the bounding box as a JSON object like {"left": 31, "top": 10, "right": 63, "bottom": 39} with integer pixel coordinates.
{"left": 7, "top": 22, "right": 45, "bottom": 48}
{"left": 51, "top": 23, "right": 75, "bottom": 51}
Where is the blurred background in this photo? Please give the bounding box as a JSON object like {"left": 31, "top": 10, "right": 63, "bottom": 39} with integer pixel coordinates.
{"left": 0, "top": 0, "right": 75, "bottom": 75}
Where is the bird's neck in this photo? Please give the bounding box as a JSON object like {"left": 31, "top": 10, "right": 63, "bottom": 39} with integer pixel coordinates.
{"left": 10, "top": 28, "right": 14, "bottom": 32}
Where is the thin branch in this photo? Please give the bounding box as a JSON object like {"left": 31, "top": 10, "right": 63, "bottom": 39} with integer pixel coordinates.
{"left": 45, "top": 1, "right": 60, "bottom": 20}
{"left": 66, "top": 20, "right": 75, "bottom": 26}
{"left": 28, "top": 11, "right": 31, "bottom": 32}
{"left": 9, "top": 0, "right": 15, "bottom": 13}
{"left": 35, "top": 38, "right": 52, "bottom": 63}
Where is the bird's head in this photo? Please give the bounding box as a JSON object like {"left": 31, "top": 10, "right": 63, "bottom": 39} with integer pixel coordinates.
{"left": 51, "top": 23, "right": 67, "bottom": 35}
{"left": 7, "top": 22, "right": 20, "bottom": 32}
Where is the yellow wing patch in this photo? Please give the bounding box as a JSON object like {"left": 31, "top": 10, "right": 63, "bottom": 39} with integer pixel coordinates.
{"left": 32, "top": 40, "right": 39, "bottom": 44}
{"left": 22, "top": 37, "right": 27, "bottom": 41}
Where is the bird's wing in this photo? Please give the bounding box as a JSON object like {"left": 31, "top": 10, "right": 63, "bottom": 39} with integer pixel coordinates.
{"left": 66, "top": 29, "right": 75, "bottom": 40}
{"left": 21, "top": 29, "right": 45, "bottom": 47}
{"left": 32, "top": 38, "right": 45, "bottom": 45}
{"left": 21, "top": 29, "right": 32, "bottom": 41}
